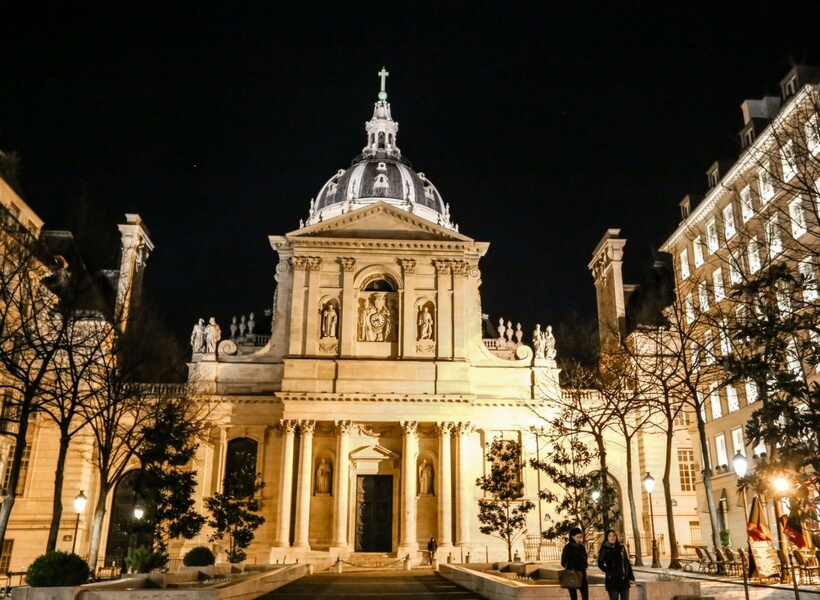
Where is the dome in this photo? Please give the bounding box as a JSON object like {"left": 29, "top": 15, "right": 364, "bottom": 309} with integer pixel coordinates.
{"left": 304, "top": 69, "right": 455, "bottom": 230}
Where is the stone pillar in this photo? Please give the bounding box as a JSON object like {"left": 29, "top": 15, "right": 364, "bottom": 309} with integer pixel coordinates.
{"left": 274, "top": 420, "right": 297, "bottom": 547}
{"left": 451, "top": 261, "right": 469, "bottom": 360}
{"left": 339, "top": 258, "right": 357, "bottom": 356}
{"left": 436, "top": 422, "right": 454, "bottom": 549}
{"left": 331, "top": 420, "right": 352, "bottom": 549}
{"left": 399, "top": 421, "right": 419, "bottom": 556}
{"left": 399, "top": 259, "right": 417, "bottom": 357}
{"left": 433, "top": 260, "right": 452, "bottom": 359}
{"left": 304, "top": 257, "right": 323, "bottom": 355}
{"left": 454, "top": 422, "right": 472, "bottom": 546}
{"left": 293, "top": 420, "right": 315, "bottom": 549}
{"left": 288, "top": 257, "right": 308, "bottom": 356}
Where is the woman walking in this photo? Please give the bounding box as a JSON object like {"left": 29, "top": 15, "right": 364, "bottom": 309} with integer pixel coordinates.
{"left": 560, "top": 527, "right": 589, "bottom": 600}
{"left": 597, "top": 530, "right": 636, "bottom": 600}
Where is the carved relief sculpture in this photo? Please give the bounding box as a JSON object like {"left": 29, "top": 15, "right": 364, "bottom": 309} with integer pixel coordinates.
{"left": 358, "top": 292, "right": 394, "bottom": 341}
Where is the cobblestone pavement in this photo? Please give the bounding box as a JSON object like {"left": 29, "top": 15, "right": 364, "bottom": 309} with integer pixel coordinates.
{"left": 259, "top": 569, "right": 484, "bottom": 599}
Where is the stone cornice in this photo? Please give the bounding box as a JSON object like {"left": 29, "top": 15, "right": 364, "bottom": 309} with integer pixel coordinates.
{"left": 276, "top": 393, "right": 474, "bottom": 404}
{"left": 285, "top": 238, "right": 486, "bottom": 254}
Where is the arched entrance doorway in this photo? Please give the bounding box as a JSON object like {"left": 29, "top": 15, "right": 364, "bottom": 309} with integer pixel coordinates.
{"left": 104, "top": 470, "right": 142, "bottom": 563}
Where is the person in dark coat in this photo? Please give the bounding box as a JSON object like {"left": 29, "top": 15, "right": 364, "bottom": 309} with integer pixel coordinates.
{"left": 560, "top": 527, "right": 589, "bottom": 600}
{"left": 427, "top": 537, "right": 438, "bottom": 564}
{"left": 597, "top": 529, "right": 636, "bottom": 600}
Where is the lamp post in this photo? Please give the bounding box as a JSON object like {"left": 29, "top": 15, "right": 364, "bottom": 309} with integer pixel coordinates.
{"left": 643, "top": 472, "right": 661, "bottom": 568}
{"left": 733, "top": 452, "right": 751, "bottom": 600}
{"left": 72, "top": 490, "right": 87, "bottom": 554}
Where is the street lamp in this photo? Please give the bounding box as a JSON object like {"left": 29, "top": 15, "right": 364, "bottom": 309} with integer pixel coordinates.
{"left": 134, "top": 506, "right": 144, "bottom": 520}
{"left": 72, "top": 490, "right": 87, "bottom": 554}
{"left": 733, "top": 452, "right": 751, "bottom": 600}
{"left": 643, "top": 472, "right": 661, "bottom": 568}
{"left": 591, "top": 489, "right": 601, "bottom": 502}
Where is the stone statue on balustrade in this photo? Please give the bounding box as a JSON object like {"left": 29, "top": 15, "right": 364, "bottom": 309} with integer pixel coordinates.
{"left": 532, "top": 324, "right": 545, "bottom": 359}
{"left": 205, "top": 317, "right": 221, "bottom": 353}
{"left": 190, "top": 318, "right": 206, "bottom": 354}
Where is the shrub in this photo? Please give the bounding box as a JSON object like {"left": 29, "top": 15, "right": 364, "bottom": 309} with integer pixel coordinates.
{"left": 125, "top": 546, "right": 168, "bottom": 573}
{"left": 26, "top": 551, "right": 90, "bottom": 587}
{"left": 719, "top": 529, "right": 732, "bottom": 548}
{"left": 183, "top": 546, "right": 215, "bottom": 567}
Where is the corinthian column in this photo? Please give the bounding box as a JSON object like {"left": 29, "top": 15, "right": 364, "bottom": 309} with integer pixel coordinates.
{"left": 435, "top": 422, "right": 454, "bottom": 548}
{"left": 331, "top": 420, "right": 352, "bottom": 549}
{"left": 293, "top": 420, "right": 315, "bottom": 549}
{"left": 454, "top": 422, "right": 472, "bottom": 546}
{"left": 274, "top": 421, "right": 297, "bottom": 547}
{"left": 399, "top": 421, "right": 419, "bottom": 556}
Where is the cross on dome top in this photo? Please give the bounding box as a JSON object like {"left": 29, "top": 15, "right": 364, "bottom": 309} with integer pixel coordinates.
{"left": 363, "top": 67, "right": 399, "bottom": 158}
{"left": 378, "top": 67, "right": 389, "bottom": 102}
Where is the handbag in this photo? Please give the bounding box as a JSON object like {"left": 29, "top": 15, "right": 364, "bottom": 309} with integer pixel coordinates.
{"left": 558, "top": 569, "right": 583, "bottom": 589}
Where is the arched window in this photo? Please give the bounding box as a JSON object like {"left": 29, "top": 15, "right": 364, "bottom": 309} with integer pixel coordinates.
{"left": 362, "top": 278, "right": 395, "bottom": 292}
{"left": 225, "top": 438, "right": 258, "bottom": 493}
{"left": 105, "top": 470, "right": 142, "bottom": 564}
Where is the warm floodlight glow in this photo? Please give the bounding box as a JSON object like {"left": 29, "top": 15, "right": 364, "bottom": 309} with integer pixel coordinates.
{"left": 773, "top": 477, "right": 790, "bottom": 494}
{"left": 134, "top": 506, "right": 145, "bottom": 520}
{"left": 591, "top": 489, "right": 601, "bottom": 502}
{"left": 643, "top": 472, "right": 655, "bottom": 494}
{"left": 733, "top": 452, "right": 748, "bottom": 478}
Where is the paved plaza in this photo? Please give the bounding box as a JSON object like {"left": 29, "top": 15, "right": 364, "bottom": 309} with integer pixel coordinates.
{"left": 259, "top": 565, "right": 820, "bottom": 600}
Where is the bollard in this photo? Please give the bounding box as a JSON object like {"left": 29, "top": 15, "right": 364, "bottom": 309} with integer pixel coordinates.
{"left": 307, "top": 564, "right": 314, "bottom": 575}
{"left": 514, "top": 550, "right": 521, "bottom": 563}
{"left": 404, "top": 554, "right": 412, "bottom": 571}
{"left": 465, "top": 552, "right": 471, "bottom": 564}
{"left": 447, "top": 553, "right": 452, "bottom": 564}
{"left": 335, "top": 557, "right": 343, "bottom": 573}
{"left": 432, "top": 558, "right": 438, "bottom": 570}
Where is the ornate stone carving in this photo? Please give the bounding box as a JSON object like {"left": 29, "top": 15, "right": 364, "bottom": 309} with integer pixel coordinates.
{"left": 205, "top": 317, "right": 221, "bottom": 353}
{"left": 307, "top": 257, "right": 323, "bottom": 271}
{"left": 291, "top": 257, "right": 308, "bottom": 271}
{"left": 435, "top": 421, "right": 454, "bottom": 436}
{"left": 400, "top": 421, "right": 418, "bottom": 436}
{"left": 432, "top": 260, "right": 450, "bottom": 275}
{"left": 357, "top": 292, "right": 395, "bottom": 342}
{"left": 190, "top": 318, "right": 206, "bottom": 354}
{"left": 399, "top": 258, "right": 417, "bottom": 274}
{"left": 299, "top": 420, "right": 316, "bottom": 435}
{"left": 454, "top": 421, "right": 473, "bottom": 436}
{"left": 279, "top": 420, "right": 298, "bottom": 434}
{"left": 315, "top": 458, "right": 332, "bottom": 495}
{"left": 320, "top": 301, "right": 339, "bottom": 339}
{"left": 339, "top": 257, "right": 357, "bottom": 272}
{"left": 335, "top": 420, "right": 353, "bottom": 435}
{"left": 451, "top": 261, "right": 469, "bottom": 276}
{"left": 418, "top": 458, "right": 434, "bottom": 495}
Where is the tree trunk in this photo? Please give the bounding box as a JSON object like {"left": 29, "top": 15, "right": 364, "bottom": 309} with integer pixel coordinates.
{"left": 623, "top": 431, "right": 643, "bottom": 566}
{"left": 595, "top": 435, "right": 610, "bottom": 533}
{"left": 663, "top": 427, "right": 681, "bottom": 569}
{"left": 0, "top": 411, "right": 32, "bottom": 547}
{"left": 46, "top": 431, "right": 71, "bottom": 552}
{"left": 695, "top": 410, "right": 720, "bottom": 548}
{"left": 87, "top": 486, "right": 110, "bottom": 573}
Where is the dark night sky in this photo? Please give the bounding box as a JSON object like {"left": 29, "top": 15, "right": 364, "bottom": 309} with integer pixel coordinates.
{"left": 3, "top": 2, "right": 820, "bottom": 340}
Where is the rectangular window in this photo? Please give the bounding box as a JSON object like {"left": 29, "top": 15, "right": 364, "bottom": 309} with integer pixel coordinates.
{"left": 731, "top": 427, "right": 745, "bottom": 458}
{"left": 745, "top": 380, "right": 758, "bottom": 405}
{"left": 715, "top": 433, "right": 729, "bottom": 467}
{"left": 678, "top": 448, "right": 696, "bottom": 492}
{"left": 799, "top": 258, "right": 818, "bottom": 301}
{"left": 758, "top": 168, "right": 774, "bottom": 203}
{"left": 753, "top": 438, "right": 766, "bottom": 457}
{"left": 685, "top": 293, "right": 695, "bottom": 324}
{"left": 1, "top": 444, "right": 30, "bottom": 496}
{"left": 674, "top": 405, "right": 691, "bottom": 428}
{"left": 726, "top": 385, "right": 739, "bottom": 412}
{"left": 704, "top": 330, "right": 715, "bottom": 365}
{"left": 807, "top": 114, "right": 820, "bottom": 155}
{"left": 712, "top": 268, "right": 725, "bottom": 301}
{"left": 693, "top": 236, "right": 704, "bottom": 267}
{"left": 765, "top": 216, "right": 782, "bottom": 257}
{"left": 740, "top": 186, "right": 754, "bottom": 221}
{"left": 706, "top": 218, "right": 719, "bottom": 253}
{"left": 679, "top": 248, "right": 690, "bottom": 280}
{"left": 781, "top": 139, "right": 797, "bottom": 181}
{"left": 729, "top": 258, "right": 742, "bottom": 285}
{"left": 719, "top": 319, "right": 731, "bottom": 355}
{"left": 710, "top": 383, "right": 722, "bottom": 420}
{"left": 723, "top": 204, "right": 736, "bottom": 240}
{"left": 789, "top": 198, "right": 807, "bottom": 238}
{"left": 748, "top": 237, "right": 761, "bottom": 273}
{"left": 0, "top": 540, "right": 12, "bottom": 575}
{"left": 698, "top": 282, "right": 709, "bottom": 312}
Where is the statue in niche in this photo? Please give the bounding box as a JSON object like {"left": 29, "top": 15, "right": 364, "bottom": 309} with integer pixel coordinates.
{"left": 358, "top": 293, "right": 393, "bottom": 341}
{"left": 417, "top": 305, "right": 434, "bottom": 340}
{"left": 315, "top": 458, "right": 332, "bottom": 495}
{"left": 205, "top": 317, "right": 221, "bottom": 353}
{"left": 418, "top": 458, "right": 434, "bottom": 495}
{"left": 190, "top": 319, "right": 206, "bottom": 354}
{"left": 321, "top": 303, "right": 339, "bottom": 338}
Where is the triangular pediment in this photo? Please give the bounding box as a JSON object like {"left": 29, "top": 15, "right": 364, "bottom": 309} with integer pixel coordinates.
{"left": 349, "top": 444, "right": 398, "bottom": 463}
{"left": 286, "top": 202, "right": 473, "bottom": 242}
